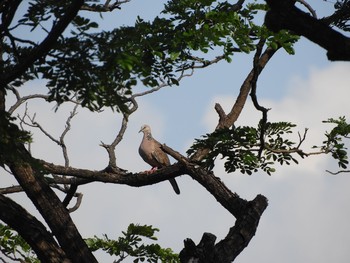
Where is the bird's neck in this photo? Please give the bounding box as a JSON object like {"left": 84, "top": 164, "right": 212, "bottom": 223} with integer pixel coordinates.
{"left": 145, "top": 132, "right": 152, "bottom": 140}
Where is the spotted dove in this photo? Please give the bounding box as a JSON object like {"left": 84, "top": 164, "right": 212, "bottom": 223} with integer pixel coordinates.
{"left": 138, "top": 124, "right": 180, "bottom": 195}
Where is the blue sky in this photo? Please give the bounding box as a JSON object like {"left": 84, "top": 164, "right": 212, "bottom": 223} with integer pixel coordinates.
{"left": 2, "top": 1, "right": 350, "bottom": 263}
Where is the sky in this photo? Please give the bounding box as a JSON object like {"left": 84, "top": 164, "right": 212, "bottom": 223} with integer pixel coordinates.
{"left": 2, "top": 1, "right": 350, "bottom": 263}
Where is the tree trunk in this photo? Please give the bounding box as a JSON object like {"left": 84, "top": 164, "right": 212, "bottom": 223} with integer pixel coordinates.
{"left": 0, "top": 194, "right": 71, "bottom": 262}
{"left": 7, "top": 152, "right": 98, "bottom": 263}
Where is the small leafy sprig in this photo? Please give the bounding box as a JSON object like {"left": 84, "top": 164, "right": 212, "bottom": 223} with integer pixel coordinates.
{"left": 85, "top": 223, "right": 179, "bottom": 263}
{"left": 0, "top": 224, "right": 39, "bottom": 263}
{"left": 314, "top": 116, "right": 350, "bottom": 169}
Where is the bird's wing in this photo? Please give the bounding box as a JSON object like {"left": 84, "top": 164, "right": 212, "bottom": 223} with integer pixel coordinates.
{"left": 151, "top": 140, "right": 170, "bottom": 167}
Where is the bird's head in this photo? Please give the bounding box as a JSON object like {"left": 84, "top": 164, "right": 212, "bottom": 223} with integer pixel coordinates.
{"left": 139, "top": 124, "right": 151, "bottom": 134}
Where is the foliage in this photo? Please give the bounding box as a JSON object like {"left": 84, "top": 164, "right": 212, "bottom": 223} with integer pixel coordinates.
{"left": 314, "top": 116, "right": 350, "bottom": 169}
{"left": 187, "top": 121, "right": 298, "bottom": 175}
{"left": 0, "top": 223, "right": 39, "bottom": 263}
{"left": 0, "top": 223, "right": 178, "bottom": 263}
{"left": 2, "top": 0, "right": 299, "bottom": 112}
{"left": 85, "top": 223, "right": 179, "bottom": 263}
{"left": 332, "top": 0, "right": 350, "bottom": 32}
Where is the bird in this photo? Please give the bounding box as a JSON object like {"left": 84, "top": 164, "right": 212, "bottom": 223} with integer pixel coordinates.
{"left": 138, "top": 124, "right": 180, "bottom": 195}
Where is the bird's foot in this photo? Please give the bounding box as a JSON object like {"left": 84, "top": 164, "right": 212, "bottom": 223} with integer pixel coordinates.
{"left": 144, "top": 167, "right": 158, "bottom": 174}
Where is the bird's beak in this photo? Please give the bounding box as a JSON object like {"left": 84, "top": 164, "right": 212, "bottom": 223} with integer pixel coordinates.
{"left": 138, "top": 128, "right": 143, "bottom": 133}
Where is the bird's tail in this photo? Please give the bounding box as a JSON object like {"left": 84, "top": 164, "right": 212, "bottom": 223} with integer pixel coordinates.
{"left": 169, "top": 178, "right": 180, "bottom": 195}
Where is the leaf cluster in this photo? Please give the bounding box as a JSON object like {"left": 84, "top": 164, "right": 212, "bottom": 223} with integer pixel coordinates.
{"left": 85, "top": 223, "right": 179, "bottom": 263}
{"left": 0, "top": 223, "right": 39, "bottom": 263}
{"left": 2, "top": 0, "right": 300, "bottom": 112}
{"left": 187, "top": 121, "right": 298, "bottom": 175}
{"left": 314, "top": 116, "right": 350, "bottom": 169}
{"left": 332, "top": 0, "right": 350, "bottom": 32}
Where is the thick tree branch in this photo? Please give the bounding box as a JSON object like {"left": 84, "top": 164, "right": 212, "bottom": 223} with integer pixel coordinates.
{"left": 0, "top": 194, "right": 71, "bottom": 263}
{"left": 41, "top": 160, "right": 185, "bottom": 187}
{"left": 7, "top": 150, "right": 98, "bottom": 263}
{"left": 0, "top": 0, "right": 21, "bottom": 37}
{"left": 180, "top": 194, "right": 268, "bottom": 263}
{"left": 265, "top": 0, "right": 350, "bottom": 61}
{"left": 159, "top": 144, "right": 268, "bottom": 263}
{"left": 0, "top": 0, "right": 85, "bottom": 88}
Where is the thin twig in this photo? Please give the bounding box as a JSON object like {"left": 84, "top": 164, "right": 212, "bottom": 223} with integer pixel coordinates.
{"left": 60, "top": 104, "right": 79, "bottom": 167}
{"left": 326, "top": 169, "right": 350, "bottom": 175}
{"left": 296, "top": 0, "right": 317, "bottom": 18}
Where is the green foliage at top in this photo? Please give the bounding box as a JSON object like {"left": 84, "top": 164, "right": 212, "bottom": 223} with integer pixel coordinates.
{"left": 85, "top": 223, "right": 179, "bottom": 263}
{"left": 314, "top": 116, "right": 350, "bottom": 169}
{"left": 187, "top": 121, "right": 299, "bottom": 175}
{"left": 2, "top": 0, "right": 299, "bottom": 112}
{"left": 0, "top": 223, "right": 39, "bottom": 263}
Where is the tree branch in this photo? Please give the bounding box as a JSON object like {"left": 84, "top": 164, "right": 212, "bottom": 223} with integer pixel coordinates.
{"left": 191, "top": 46, "right": 278, "bottom": 162}
{"left": 0, "top": 193, "right": 71, "bottom": 262}
{"left": 7, "top": 149, "right": 98, "bottom": 263}
{"left": 265, "top": 0, "right": 350, "bottom": 61}
{"left": 0, "top": 0, "right": 85, "bottom": 88}
{"left": 250, "top": 38, "right": 271, "bottom": 158}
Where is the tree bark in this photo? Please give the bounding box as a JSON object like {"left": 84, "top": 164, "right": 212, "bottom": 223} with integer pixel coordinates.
{"left": 6, "top": 150, "right": 98, "bottom": 263}
{"left": 0, "top": 194, "right": 71, "bottom": 262}
{"left": 264, "top": 0, "right": 350, "bottom": 61}
{"left": 179, "top": 195, "right": 268, "bottom": 262}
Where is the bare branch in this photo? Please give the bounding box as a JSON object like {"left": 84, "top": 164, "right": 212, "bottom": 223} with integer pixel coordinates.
{"left": 18, "top": 106, "right": 60, "bottom": 145}
{"left": 60, "top": 104, "right": 79, "bottom": 167}
{"left": 8, "top": 87, "right": 49, "bottom": 115}
{"left": 67, "top": 193, "right": 83, "bottom": 213}
{"left": 214, "top": 103, "right": 226, "bottom": 123}
{"left": 297, "top": 128, "right": 308, "bottom": 148}
{"left": 326, "top": 169, "right": 350, "bottom": 175}
{"left": 296, "top": 0, "right": 317, "bottom": 18}
{"left": 131, "top": 69, "right": 193, "bottom": 99}
{"left": 0, "top": 185, "right": 22, "bottom": 194}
